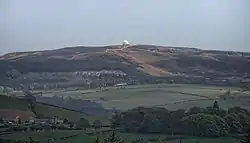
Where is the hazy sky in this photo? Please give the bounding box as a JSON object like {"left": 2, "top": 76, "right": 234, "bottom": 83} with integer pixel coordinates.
{"left": 1, "top": 0, "right": 250, "bottom": 53}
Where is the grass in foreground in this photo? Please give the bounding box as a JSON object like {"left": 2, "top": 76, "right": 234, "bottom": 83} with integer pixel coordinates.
{"left": 165, "top": 138, "right": 240, "bottom": 143}
{"left": 0, "top": 131, "right": 240, "bottom": 143}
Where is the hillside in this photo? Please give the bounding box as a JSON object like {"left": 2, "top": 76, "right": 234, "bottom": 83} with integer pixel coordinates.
{"left": 0, "top": 45, "right": 250, "bottom": 88}
{"left": 0, "top": 94, "right": 105, "bottom": 123}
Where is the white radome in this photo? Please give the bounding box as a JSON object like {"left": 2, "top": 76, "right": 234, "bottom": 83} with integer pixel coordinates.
{"left": 122, "top": 40, "right": 130, "bottom": 46}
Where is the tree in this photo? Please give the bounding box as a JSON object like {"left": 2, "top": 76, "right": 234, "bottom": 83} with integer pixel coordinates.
{"left": 187, "top": 107, "right": 203, "bottom": 115}
{"left": 241, "top": 129, "right": 250, "bottom": 143}
{"left": 213, "top": 101, "right": 219, "bottom": 114}
{"left": 218, "top": 109, "right": 227, "bottom": 117}
{"left": 23, "top": 90, "right": 36, "bottom": 103}
{"left": 63, "top": 118, "right": 69, "bottom": 124}
{"left": 23, "top": 89, "right": 37, "bottom": 115}
{"left": 110, "top": 106, "right": 250, "bottom": 138}
{"left": 224, "top": 113, "right": 243, "bottom": 133}
{"left": 93, "top": 120, "right": 103, "bottom": 129}
{"left": 227, "top": 107, "right": 250, "bottom": 132}
{"left": 104, "top": 130, "right": 124, "bottom": 143}
{"left": 240, "top": 83, "right": 250, "bottom": 91}
{"left": 131, "top": 138, "right": 147, "bottom": 143}
{"left": 203, "top": 106, "right": 214, "bottom": 115}
{"left": 179, "top": 113, "right": 229, "bottom": 137}
{"left": 171, "top": 109, "right": 186, "bottom": 120}
{"left": 93, "top": 136, "right": 100, "bottom": 143}
{"left": 76, "top": 118, "right": 90, "bottom": 129}
{"left": 111, "top": 111, "right": 122, "bottom": 129}
{"left": 16, "top": 116, "right": 21, "bottom": 124}
{"left": 0, "top": 117, "right": 3, "bottom": 123}
{"left": 70, "top": 123, "right": 74, "bottom": 128}
{"left": 6, "top": 69, "right": 21, "bottom": 80}
{"left": 29, "top": 137, "right": 34, "bottom": 143}
{"left": 228, "top": 107, "right": 250, "bottom": 116}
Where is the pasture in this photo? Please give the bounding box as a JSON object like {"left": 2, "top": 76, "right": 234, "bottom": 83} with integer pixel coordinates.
{"left": 34, "top": 103, "right": 105, "bottom": 123}
{"left": 0, "top": 94, "right": 107, "bottom": 123}
{"left": 42, "top": 84, "right": 250, "bottom": 110}
{"left": 0, "top": 94, "right": 30, "bottom": 110}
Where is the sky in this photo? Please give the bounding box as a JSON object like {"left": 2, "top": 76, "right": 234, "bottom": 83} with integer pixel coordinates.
{"left": 1, "top": 0, "right": 250, "bottom": 54}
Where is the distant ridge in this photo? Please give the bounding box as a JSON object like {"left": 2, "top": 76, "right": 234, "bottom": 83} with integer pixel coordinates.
{"left": 0, "top": 44, "right": 249, "bottom": 88}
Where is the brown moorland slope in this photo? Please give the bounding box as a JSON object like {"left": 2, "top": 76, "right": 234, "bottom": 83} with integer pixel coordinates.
{"left": 0, "top": 45, "right": 249, "bottom": 87}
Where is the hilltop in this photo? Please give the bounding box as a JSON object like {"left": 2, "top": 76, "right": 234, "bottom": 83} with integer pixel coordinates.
{"left": 0, "top": 45, "right": 249, "bottom": 89}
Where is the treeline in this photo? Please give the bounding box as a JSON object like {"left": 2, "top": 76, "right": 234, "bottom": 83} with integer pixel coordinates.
{"left": 111, "top": 101, "right": 250, "bottom": 137}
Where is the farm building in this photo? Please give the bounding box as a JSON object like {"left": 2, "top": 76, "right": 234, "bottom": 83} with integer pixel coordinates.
{"left": 115, "top": 83, "right": 127, "bottom": 87}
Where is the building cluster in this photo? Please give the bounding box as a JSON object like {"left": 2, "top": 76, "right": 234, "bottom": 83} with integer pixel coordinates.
{"left": 0, "top": 116, "right": 74, "bottom": 133}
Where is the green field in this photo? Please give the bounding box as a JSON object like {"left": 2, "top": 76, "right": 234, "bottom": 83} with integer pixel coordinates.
{"left": 34, "top": 103, "right": 106, "bottom": 123}
{"left": 0, "top": 94, "right": 107, "bottom": 123}
{"left": 0, "top": 130, "right": 241, "bottom": 143}
{"left": 0, "top": 94, "right": 30, "bottom": 110}
{"left": 43, "top": 84, "right": 250, "bottom": 110}
{"left": 2, "top": 83, "right": 249, "bottom": 122}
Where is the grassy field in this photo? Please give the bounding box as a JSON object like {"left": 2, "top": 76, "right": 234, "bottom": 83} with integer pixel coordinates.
{"left": 45, "top": 84, "right": 249, "bottom": 110}
{"left": 0, "top": 94, "right": 30, "bottom": 110}
{"left": 2, "top": 83, "right": 249, "bottom": 121}
{"left": 0, "top": 94, "right": 107, "bottom": 123}
{"left": 34, "top": 103, "right": 107, "bottom": 123}
{"left": 0, "top": 130, "right": 241, "bottom": 143}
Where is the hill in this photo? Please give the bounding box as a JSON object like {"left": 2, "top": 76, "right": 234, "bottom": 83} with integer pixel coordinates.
{"left": 0, "top": 45, "right": 249, "bottom": 88}
{"left": 0, "top": 94, "right": 105, "bottom": 123}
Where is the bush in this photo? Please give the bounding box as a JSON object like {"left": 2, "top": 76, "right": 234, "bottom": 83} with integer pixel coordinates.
{"left": 93, "top": 120, "right": 103, "bottom": 129}
{"left": 224, "top": 113, "right": 243, "bottom": 133}
{"left": 76, "top": 118, "right": 90, "bottom": 129}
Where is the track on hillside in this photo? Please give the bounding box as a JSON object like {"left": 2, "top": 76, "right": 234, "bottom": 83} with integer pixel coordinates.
{"left": 105, "top": 45, "right": 171, "bottom": 76}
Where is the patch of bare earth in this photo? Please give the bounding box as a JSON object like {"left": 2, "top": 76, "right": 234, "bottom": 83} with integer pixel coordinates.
{"left": 106, "top": 48, "right": 171, "bottom": 76}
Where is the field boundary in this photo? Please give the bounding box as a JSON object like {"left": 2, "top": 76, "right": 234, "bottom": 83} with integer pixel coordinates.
{"left": 35, "top": 102, "right": 86, "bottom": 114}
{"left": 12, "top": 96, "right": 87, "bottom": 114}
{"left": 153, "top": 98, "right": 212, "bottom": 108}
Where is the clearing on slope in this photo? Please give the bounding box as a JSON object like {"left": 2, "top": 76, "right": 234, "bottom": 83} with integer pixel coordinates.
{"left": 106, "top": 47, "right": 171, "bottom": 76}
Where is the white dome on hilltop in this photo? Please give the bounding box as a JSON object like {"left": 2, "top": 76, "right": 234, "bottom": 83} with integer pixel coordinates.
{"left": 122, "top": 40, "right": 130, "bottom": 46}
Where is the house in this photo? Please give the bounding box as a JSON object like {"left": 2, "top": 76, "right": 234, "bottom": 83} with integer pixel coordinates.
{"left": 115, "top": 83, "right": 127, "bottom": 87}
{"left": 34, "top": 118, "right": 50, "bottom": 124}
{"left": 115, "top": 83, "right": 127, "bottom": 89}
